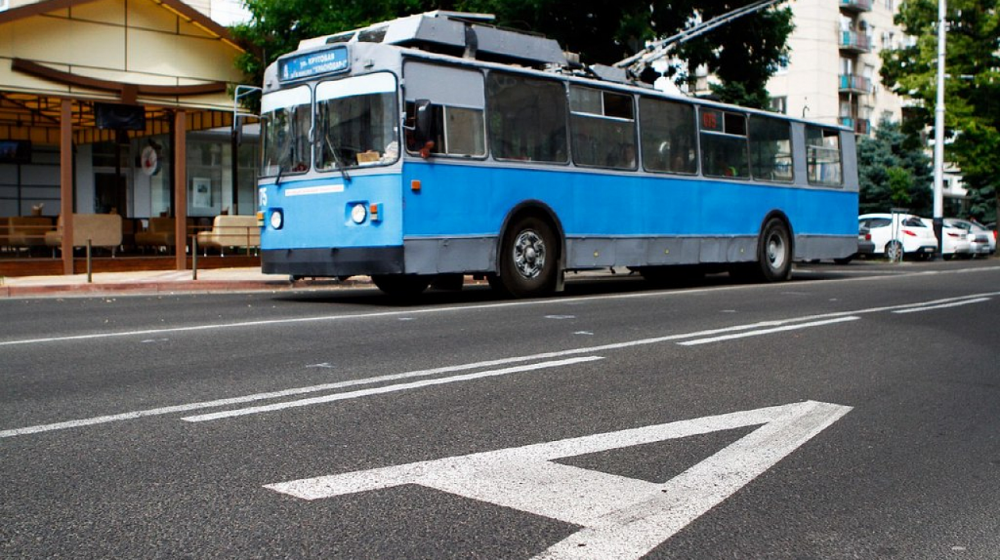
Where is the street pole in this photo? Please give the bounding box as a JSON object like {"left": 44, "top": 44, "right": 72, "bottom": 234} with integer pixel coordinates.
{"left": 932, "top": 0, "right": 946, "bottom": 257}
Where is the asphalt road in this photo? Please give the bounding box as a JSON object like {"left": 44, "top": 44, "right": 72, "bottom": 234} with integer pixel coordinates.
{"left": 2, "top": 259, "right": 999, "bottom": 559}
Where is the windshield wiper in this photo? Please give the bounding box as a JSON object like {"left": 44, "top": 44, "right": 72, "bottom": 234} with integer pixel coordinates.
{"left": 272, "top": 142, "right": 293, "bottom": 186}
{"left": 325, "top": 135, "right": 352, "bottom": 183}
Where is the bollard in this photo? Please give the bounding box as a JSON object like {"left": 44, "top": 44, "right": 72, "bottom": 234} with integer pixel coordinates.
{"left": 86, "top": 239, "right": 92, "bottom": 283}
{"left": 192, "top": 235, "right": 198, "bottom": 280}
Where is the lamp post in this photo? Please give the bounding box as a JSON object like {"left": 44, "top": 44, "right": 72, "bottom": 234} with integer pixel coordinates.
{"left": 931, "top": 0, "right": 946, "bottom": 257}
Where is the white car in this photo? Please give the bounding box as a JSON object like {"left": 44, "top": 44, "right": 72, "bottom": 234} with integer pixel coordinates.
{"left": 858, "top": 213, "right": 938, "bottom": 261}
{"left": 921, "top": 218, "right": 971, "bottom": 259}
{"left": 945, "top": 218, "right": 996, "bottom": 256}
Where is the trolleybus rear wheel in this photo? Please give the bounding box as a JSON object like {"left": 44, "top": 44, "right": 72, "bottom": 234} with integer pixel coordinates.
{"left": 757, "top": 217, "right": 792, "bottom": 281}
{"left": 496, "top": 216, "right": 557, "bottom": 297}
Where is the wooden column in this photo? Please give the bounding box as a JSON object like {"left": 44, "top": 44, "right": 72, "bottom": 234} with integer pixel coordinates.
{"left": 60, "top": 99, "right": 74, "bottom": 276}
{"left": 173, "top": 110, "right": 187, "bottom": 271}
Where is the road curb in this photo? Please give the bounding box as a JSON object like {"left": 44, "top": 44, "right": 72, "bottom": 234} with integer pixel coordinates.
{"left": 0, "top": 277, "right": 377, "bottom": 298}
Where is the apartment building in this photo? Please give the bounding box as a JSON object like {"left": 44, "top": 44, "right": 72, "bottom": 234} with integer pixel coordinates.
{"left": 767, "top": 0, "right": 907, "bottom": 133}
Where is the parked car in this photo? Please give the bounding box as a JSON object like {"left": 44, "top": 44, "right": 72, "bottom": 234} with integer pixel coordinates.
{"left": 857, "top": 225, "right": 876, "bottom": 256}
{"left": 945, "top": 218, "right": 996, "bottom": 256}
{"left": 833, "top": 224, "right": 875, "bottom": 264}
{"left": 858, "top": 213, "right": 938, "bottom": 260}
{"left": 921, "top": 218, "right": 971, "bottom": 259}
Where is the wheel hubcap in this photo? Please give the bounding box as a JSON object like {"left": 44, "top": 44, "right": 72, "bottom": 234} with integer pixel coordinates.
{"left": 767, "top": 233, "right": 786, "bottom": 270}
{"left": 513, "top": 230, "right": 545, "bottom": 279}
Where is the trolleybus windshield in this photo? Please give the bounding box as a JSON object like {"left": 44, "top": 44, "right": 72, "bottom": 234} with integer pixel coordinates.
{"left": 315, "top": 73, "right": 399, "bottom": 170}
{"left": 260, "top": 85, "right": 311, "bottom": 177}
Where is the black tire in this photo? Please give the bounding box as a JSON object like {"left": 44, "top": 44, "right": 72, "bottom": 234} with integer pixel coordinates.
{"left": 371, "top": 274, "right": 431, "bottom": 297}
{"left": 755, "top": 217, "right": 793, "bottom": 282}
{"left": 495, "top": 215, "right": 558, "bottom": 298}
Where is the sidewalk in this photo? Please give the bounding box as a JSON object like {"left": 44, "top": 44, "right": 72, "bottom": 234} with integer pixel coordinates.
{"left": 0, "top": 267, "right": 371, "bottom": 298}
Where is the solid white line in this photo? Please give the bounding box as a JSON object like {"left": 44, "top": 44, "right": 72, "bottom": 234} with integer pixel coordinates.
{"left": 677, "top": 316, "right": 860, "bottom": 346}
{"left": 0, "top": 317, "right": 822, "bottom": 438}
{"left": 0, "top": 319, "right": 817, "bottom": 437}
{"left": 3, "top": 266, "right": 998, "bottom": 348}
{"left": 890, "top": 297, "right": 990, "bottom": 314}
{"left": 0, "top": 354, "right": 600, "bottom": 438}
{"left": 181, "top": 356, "right": 604, "bottom": 422}
{"left": 4, "top": 291, "right": 997, "bottom": 438}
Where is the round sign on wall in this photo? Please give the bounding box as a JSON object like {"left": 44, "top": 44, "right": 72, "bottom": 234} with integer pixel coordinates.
{"left": 141, "top": 145, "right": 160, "bottom": 176}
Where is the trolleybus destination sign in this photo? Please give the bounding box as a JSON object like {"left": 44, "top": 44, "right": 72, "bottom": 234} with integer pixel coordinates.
{"left": 279, "top": 47, "right": 350, "bottom": 82}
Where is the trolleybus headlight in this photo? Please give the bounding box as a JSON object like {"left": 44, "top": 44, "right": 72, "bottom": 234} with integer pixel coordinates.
{"left": 269, "top": 209, "right": 283, "bottom": 230}
{"left": 351, "top": 203, "right": 368, "bottom": 224}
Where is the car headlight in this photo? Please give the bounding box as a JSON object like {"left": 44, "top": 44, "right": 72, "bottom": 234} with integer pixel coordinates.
{"left": 269, "top": 209, "right": 283, "bottom": 230}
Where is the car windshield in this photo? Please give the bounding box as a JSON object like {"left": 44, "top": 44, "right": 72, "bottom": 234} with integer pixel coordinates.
{"left": 315, "top": 73, "right": 399, "bottom": 171}
{"left": 260, "top": 85, "right": 312, "bottom": 177}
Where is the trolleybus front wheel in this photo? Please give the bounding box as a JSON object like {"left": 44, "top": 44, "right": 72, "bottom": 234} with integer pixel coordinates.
{"left": 495, "top": 216, "right": 558, "bottom": 298}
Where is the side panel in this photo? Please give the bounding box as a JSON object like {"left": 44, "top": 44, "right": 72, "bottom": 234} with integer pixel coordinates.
{"left": 400, "top": 160, "right": 857, "bottom": 272}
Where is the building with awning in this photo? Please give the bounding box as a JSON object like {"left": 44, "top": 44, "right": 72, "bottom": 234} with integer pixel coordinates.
{"left": 0, "top": 0, "right": 257, "bottom": 275}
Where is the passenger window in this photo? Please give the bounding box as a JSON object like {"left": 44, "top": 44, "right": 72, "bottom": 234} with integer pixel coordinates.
{"left": 404, "top": 103, "right": 486, "bottom": 157}
{"left": 403, "top": 62, "right": 486, "bottom": 158}
{"left": 748, "top": 116, "right": 794, "bottom": 182}
{"left": 639, "top": 97, "right": 698, "bottom": 175}
{"left": 806, "top": 126, "right": 843, "bottom": 186}
{"left": 569, "top": 86, "right": 637, "bottom": 170}
{"left": 487, "top": 72, "right": 568, "bottom": 163}
{"left": 700, "top": 109, "right": 749, "bottom": 179}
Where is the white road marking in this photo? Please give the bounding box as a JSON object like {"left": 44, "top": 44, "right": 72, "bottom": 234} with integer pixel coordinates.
{"left": 545, "top": 315, "right": 576, "bottom": 320}
{"left": 3, "top": 291, "right": 996, "bottom": 437}
{"left": 2, "top": 263, "right": 996, "bottom": 347}
{"left": 890, "top": 297, "right": 990, "bottom": 314}
{"left": 267, "top": 400, "right": 852, "bottom": 560}
{"left": 677, "top": 316, "right": 860, "bottom": 346}
{"left": 181, "top": 356, "right": 604, "bottom": 423}
{"left": 2, "top": 353, "right": 606, "bottom": 438}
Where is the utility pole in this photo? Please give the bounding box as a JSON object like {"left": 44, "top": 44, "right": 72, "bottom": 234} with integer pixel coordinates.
{"left": 932, "top": 0, "right": 946, "bottom": 257}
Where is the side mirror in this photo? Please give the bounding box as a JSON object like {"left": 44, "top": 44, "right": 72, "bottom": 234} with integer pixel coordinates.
{"left": 413, "top": 99, "right": 434, "bottom": 145}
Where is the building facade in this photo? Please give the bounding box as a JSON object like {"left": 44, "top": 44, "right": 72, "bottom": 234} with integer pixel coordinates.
{"left": 767, "top": 0, "right": 907, "bottom": 132}
{"left": 0, "top": 0, "right": 257, "bottom": 274}
{"left": 766, "top": 0, "right": 967, "bottom": 207}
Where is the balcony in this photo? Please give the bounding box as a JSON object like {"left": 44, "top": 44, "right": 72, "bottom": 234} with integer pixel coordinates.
{"left": 839, "top": 74, "right": 872, "bottom": 94}
{"left": 840, "top": 0, "right": 873, "bottom": 13}
{"left": 839, "top": 31, "right": 872, "bottom": 54}
{"left": 839, "top": 117, "right": 872, "bottom": 135}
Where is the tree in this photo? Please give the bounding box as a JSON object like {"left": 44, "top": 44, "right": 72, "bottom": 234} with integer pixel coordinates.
{"left": 880, "top": 0, "right": 1000, "bottom": 223}
{"left": 232, "top": 1, "right": 793, "bottom": 109}
{"left": 857, "top": 119, "right": 933, "bottom": 215}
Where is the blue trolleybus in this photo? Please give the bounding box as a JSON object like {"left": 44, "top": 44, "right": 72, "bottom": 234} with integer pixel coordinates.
{"left": 256, "top": 11, "right": 858, "bottom": 297}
